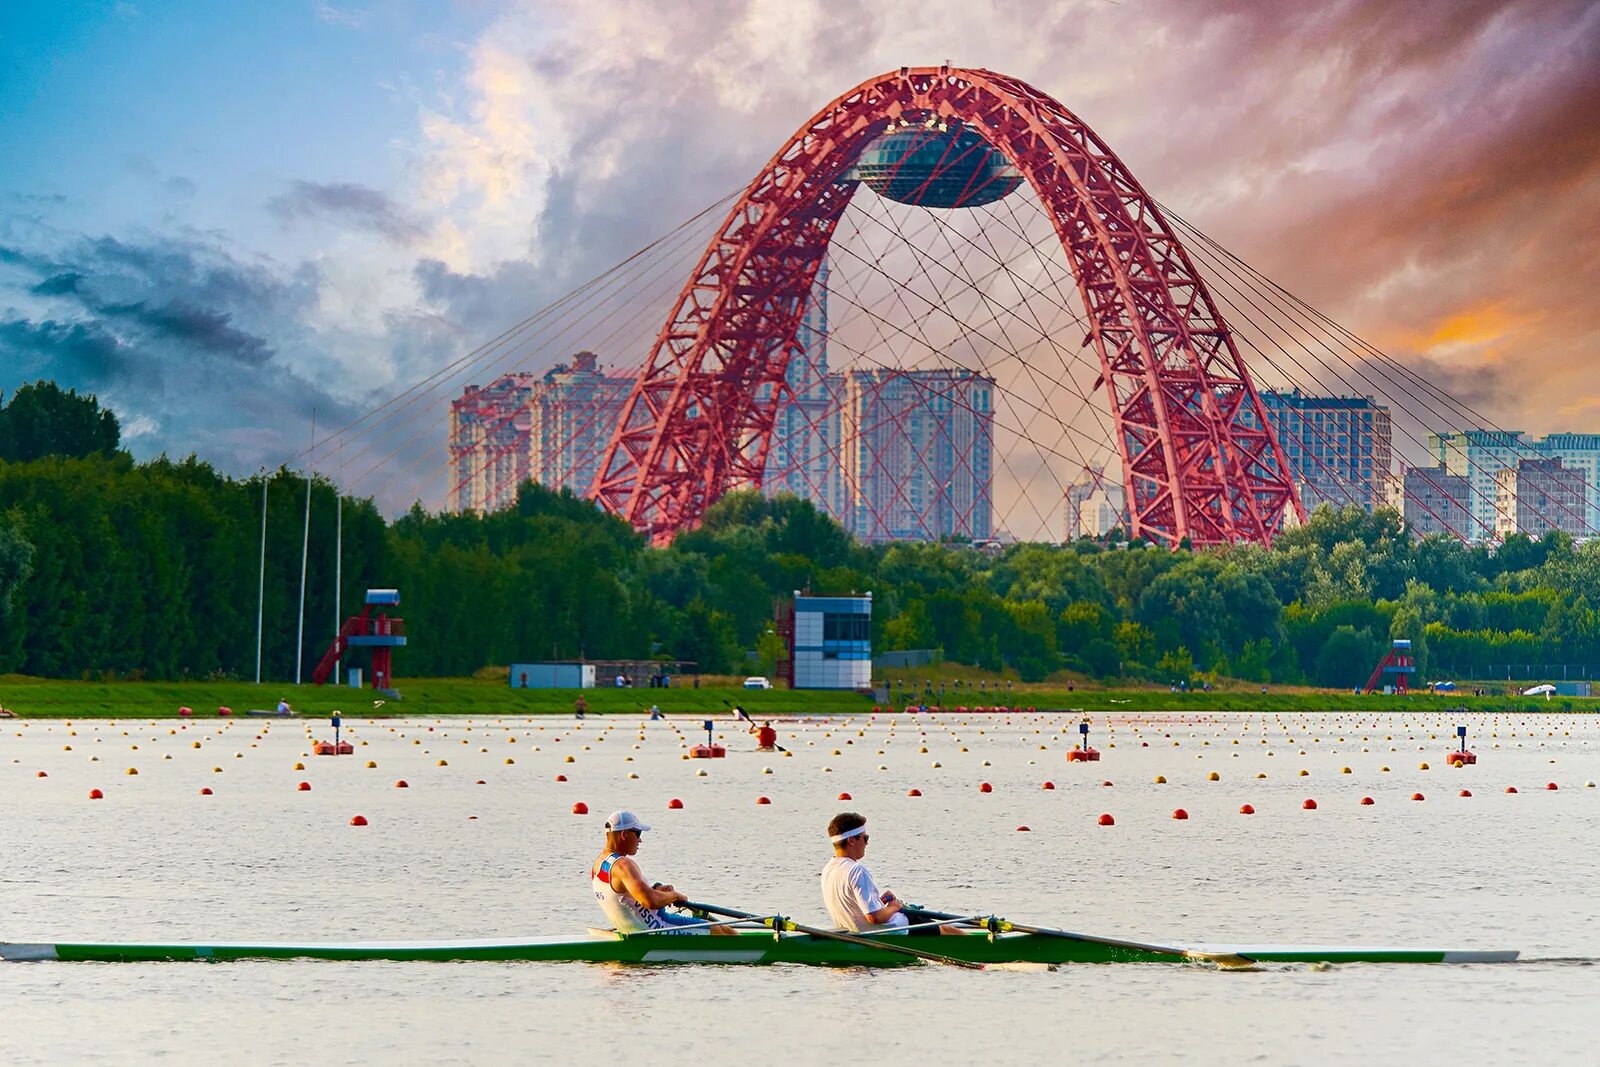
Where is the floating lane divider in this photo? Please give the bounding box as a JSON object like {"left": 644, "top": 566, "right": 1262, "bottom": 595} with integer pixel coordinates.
{"left": 682, "top": 901, "right": 989, "bottom": 970}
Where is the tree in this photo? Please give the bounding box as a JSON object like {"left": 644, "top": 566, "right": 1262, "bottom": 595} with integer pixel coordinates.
{"left": 0, "top": 381, "right": 120, "bottom": 462}
{"left": 0, "top": 512, "right": 32, "bottom": 620}
{"left": 1315, "top": 625, "right": 1385, "bottom": 689}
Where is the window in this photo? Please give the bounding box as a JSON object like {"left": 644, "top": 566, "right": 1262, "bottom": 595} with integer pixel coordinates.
{"left": 823, "top": 614, "right": 870, "bottom": 642}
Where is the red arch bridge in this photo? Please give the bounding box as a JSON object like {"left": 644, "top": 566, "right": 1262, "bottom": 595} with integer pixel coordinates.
{"left": 405, "top": 67, "right": 1594, "bottom": 548}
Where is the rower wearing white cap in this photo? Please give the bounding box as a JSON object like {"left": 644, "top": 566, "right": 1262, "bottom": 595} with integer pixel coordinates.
{"left": 591, "top": 810, "right": 730, "bottom": 935}
{"left": 820, "top": 812, "right": 946, "bottom": 936}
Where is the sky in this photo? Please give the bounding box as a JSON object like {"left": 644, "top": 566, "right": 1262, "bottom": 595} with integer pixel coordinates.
{"left": 1, "top": 0, "right": 1596, "bottom": 514}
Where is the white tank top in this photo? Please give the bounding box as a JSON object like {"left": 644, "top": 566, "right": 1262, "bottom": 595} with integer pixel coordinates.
{"left": 591, "top": 853, "right": 676, "bottom": 933}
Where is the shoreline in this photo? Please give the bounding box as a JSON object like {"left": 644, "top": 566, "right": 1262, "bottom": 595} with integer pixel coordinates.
{"left": 1, "top": 674, "right": 1592, "bottom": 718}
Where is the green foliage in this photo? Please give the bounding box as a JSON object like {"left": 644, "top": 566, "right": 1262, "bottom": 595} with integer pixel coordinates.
{"left": 3, "top": 382, "right": 1599, "bottom": 686}
{"left": 0, "top": 381, "right": 120, "bottom": 461}
{"left": 0, "top": 511, "right": 33, "bottom": 621}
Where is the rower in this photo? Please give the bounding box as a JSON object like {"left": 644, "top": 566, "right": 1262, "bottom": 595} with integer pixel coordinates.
{"left": 820, "top": 812, "right": 947, "bottom": 936}
{"left": 591, "top": 810, "right": 731, "bottom": 935}
{"left": 752, "top": 721, "right": 777, "bottom": 750}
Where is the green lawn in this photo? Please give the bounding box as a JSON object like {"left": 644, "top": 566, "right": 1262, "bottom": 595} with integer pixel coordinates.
{"left": 0, "top": 674, "right": 1590, "bottom": 718}
{"left": 0, "top": 675, "right": 872, "bottom": 719}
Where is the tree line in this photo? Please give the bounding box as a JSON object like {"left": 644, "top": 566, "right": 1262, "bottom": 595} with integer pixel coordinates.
{"left": 2, "top": 380, "right": 1597, "bottom": 687}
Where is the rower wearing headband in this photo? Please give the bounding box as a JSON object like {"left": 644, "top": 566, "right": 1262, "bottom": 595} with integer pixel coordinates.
{"left": 591, "top": 810, "right": 731, "bottom": 935}
{"left": 820, "top": 812, "right": 945, "bottom": 936}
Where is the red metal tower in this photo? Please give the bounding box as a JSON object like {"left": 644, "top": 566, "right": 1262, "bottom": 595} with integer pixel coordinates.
{"left": 589, "top": 66, "right": 1303, "bottom": 547}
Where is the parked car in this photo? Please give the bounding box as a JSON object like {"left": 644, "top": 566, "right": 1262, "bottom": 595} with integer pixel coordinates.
{"left": 743, "top": 676, "right": 773, "bottom": 689}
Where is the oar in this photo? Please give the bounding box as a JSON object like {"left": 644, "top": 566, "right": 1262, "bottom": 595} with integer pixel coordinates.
{"left": 682, "top": 900, "right": 986, "bottom": 970}
{"left": 721, "top": 701, "right": 788, "bottom": 751}
{"left": 905, "top": 906, "right": 1255, "bottom": 969}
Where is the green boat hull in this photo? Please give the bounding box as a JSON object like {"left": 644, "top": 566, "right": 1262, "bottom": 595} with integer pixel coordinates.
{"left": 0, "top": 929, "right": 1517, "bottom": 966}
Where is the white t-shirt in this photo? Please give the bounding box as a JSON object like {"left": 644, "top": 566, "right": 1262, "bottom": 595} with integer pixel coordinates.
{"left": 820, "top": 856, "right": 909, "bottom": 932}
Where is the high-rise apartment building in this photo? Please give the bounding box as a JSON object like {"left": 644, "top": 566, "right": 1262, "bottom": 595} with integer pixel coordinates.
{"left": 841, "top": 367, "right": 995, "bottom": 542}
{"left": 529, "top": 351, "right": 632, "bottom": 495}
{"left": 1395, "top": 464, "right": 1473, "bottom": 537}
{"left": 1533, "top": 434, "right": 1600, "bottom": 534}
{"left": 447, "top": 353, "right": 631, "bottom": 514}
{"left": 1428, "top": 430, "right": 1528, "bottom": 538}
{"left": 1495, "top": 458, "right": 1588, "bottom": 538}
{"left": 449, "top": 373, "right": 538, "bottom": 514}
{"left": 1427, "top": 430, "right": 1600, "bottom": 538}
{"left": 1064, "top": 466, "right": 1127, "bottom": 538}
{"left": 1257, "top": 390, "right": 1392, "bottom": 513}
{"left": 764, "top": 262, "right": 847, "bottom": 521}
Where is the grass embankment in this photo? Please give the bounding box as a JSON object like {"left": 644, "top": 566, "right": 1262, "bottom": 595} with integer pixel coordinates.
{"left": 0, "top": 674, "right": 1591, "bottom": 719}
{"left": 0, "top": 675, "right": 871, "bottom": 719}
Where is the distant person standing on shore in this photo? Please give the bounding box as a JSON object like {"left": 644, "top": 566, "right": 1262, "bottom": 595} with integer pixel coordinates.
{"left": 277, "top": 697, "right": 292, "bottom": 715}
{"left": 574, "top": 695, "right": 588, "bottom": 718}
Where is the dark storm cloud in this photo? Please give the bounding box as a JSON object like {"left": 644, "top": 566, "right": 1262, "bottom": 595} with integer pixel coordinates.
{"left": 267, "top": 180, "right": 426, "bottom": 243}
{"left": 0, "top": 319, "right": 132, "bottom": 382}
{"left": 0, "top": 228, "right": 351, "bottom": 469}
{"left": 30, "top": 272, "right": 83, "bottom": 296}
{"left": 94, "top": 299, "right": 273, "bottom": 365}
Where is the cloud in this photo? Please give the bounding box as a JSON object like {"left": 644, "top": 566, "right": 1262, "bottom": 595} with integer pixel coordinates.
{"left": 7, "top": 0, "right": 1598, "bottom": 523}
{"left": 312, "top": 2, "right": 366, "bottom": 29}
{"left": 0, "top": 319, "right": 132, "bottom": 383}
{"left": 30, "top": 272, "right": 83, "bottom": 296}
{"left": 267, "top": 180, "right": 426, "bottom": 243}
{"left": 0, "top": 227, "right": 358, "bottom": 473}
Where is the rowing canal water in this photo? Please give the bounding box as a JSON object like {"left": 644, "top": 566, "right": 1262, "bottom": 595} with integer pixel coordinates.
{"left": 3, "top": 709, "right": 1597, "bottom": 1065}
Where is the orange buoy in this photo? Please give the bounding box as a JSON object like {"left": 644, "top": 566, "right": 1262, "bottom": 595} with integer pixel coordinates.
{"left": 395, "top": 780, "right": 409, "bottom": 789}
{"left": 668, "top": 798, "right": 684, "bottom": 809}
{"left": 1302, "top": 798, "right": 1318, "bottom": 810}
{"left": 1459, "top": 789, "right": 1473, "bottom": 797}
{"left": 1360, "top": 796, "right": 1375, "bottom": 805}
{"left": 1042, "top": 781, "right": 1055, "bottom": 790}
{"left": 572, "top": 802, "right": 588, "bottom": 814}
{"left": 349, "top": 815, "right": 368, "bottom": 826}
{"left": 756, "top": 796, "right": 771, "bottom": 805}
{"left": 1505, "top": 786, "right": 1519, "bottom": 794}
{"left": 838, "top": 792, "right": 852, "bottom": 801}
{"left": 1016, "top": 825, "right": 1031, "bottom": 832}
{"left": 1171, "top": 809, "right": 1188, "bottom": 820}
{"left": 297, "top": 782, "right": 311, "bottom": 791}
{"left": 908, "top": 788, "right": 922, "bottom": 797}
{"left": 1097, "top": 813, "right": 1115, "bottom": 826}
{"left": 1546, "top": 782, "right": 1559, "bottom": 791}
{"left": 89, "top": 788, "right": 104, "bottom": 799}
{"left": 1238, "top": 804, "right": 1255, "bottom": 815}
{"left": 979, "top": 782, "right": 993, "bottom": 793}
{"left": 1101, "top": 780, "right": 1114, "bottom": 787}
{"left": 35, "top": 771, "right": 46, "bottom": 778}
{"left": 199, "top": 787, "right": 213, "bottom": 795}
{"left": 1410, "top": 792, "right": 1424, "bottom": 801}
{"left": 555, "top": 774, "right": 567, "bottom": 782}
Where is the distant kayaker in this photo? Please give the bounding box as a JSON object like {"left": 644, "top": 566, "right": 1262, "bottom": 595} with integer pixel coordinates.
{"left": 752, "top": 721, "right": 777, "bottom": 750}
{"left": 591, "top": 810, "right": 731, "bottom": 935}
{"left": 731, "top": 704, "right": 754, "bottom": 725}
{"left": 820, "top": 813, "right": 945, "bottom": 936}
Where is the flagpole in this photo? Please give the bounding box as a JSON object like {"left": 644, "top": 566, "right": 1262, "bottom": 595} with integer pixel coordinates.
{"left": 255, "top": 467, "right": 267, "bottom": 685}
{"left": 295, "top": 410, "right": 315, "bottom": 686}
